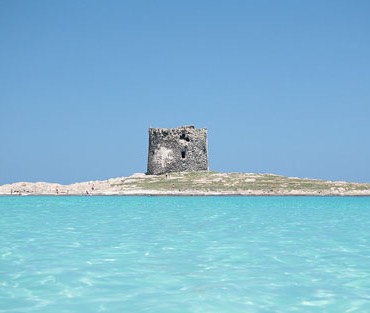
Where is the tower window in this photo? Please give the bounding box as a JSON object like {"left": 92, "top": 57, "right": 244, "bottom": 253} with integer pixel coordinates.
{"left": 181, "top": 151, "right": 186, "bottom": 159}
{"left": 180, "top": 133, "right": 190, "bottom": 141}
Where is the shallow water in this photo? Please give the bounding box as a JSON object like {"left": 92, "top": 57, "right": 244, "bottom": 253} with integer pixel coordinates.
{"left": 1, "top": 196, "right": 370, "bottom": 312}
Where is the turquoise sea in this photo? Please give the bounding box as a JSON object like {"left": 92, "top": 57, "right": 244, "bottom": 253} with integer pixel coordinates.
{"left": 1, "top": 196, "right": 370, "bottom": 312}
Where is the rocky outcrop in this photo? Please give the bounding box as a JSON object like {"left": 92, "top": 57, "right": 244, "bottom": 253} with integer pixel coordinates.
{"left": 1, "top": 172, "right": 370, "bottom": 196}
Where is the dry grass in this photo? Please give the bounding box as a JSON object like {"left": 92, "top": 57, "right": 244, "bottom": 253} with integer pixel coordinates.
{"left": 113, "top": 171, "right": 370, "bottom": 194}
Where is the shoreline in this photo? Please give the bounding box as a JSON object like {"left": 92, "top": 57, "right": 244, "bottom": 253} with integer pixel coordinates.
{"left": 1, "top": 172, "right": 370, "bottom": 197}
{"left": 2, "top": 194, "right": 370, "bottom": 197}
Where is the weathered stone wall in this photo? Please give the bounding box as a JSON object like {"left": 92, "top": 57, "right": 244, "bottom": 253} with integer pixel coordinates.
{"left": 147, "top": 125, "right": 208, "bottom": 175}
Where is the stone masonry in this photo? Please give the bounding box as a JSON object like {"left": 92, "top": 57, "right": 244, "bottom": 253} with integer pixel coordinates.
{"left": 147, "top": 126, "right": 208, "bottom": 175}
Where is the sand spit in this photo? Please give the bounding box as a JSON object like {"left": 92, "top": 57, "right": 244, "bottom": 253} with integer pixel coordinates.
{"left": 1, "top": 172, "right": 370, "bottom": 196}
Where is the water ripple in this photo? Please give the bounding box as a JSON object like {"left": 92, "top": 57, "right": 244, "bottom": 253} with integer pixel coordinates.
{"left": 1, "top": 196, "right": 370, "bottom": 312}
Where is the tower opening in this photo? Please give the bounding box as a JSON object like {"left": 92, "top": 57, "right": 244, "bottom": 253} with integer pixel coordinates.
{"left": 180, "top": 134, "right": 190, "bottom": 142}
{"left": 181, "top": 151, "right": 186, "bottom": 159}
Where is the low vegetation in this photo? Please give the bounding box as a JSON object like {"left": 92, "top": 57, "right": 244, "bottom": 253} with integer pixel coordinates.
{"left": 2, "top": 171, "right": 370, "bottom": 195}
{"left": 113, "top": 171, "right": 370, "bottom": 195}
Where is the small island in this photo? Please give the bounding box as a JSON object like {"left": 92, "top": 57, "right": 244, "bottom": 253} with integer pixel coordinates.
{"left": 1, "top": 171, "right": 370, "bottom": 196}
{"left": 2, "top": 126, "right": 370, "bottom": 196}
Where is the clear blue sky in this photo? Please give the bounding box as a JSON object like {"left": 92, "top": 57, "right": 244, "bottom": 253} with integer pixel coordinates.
{"left": 1, "top": 1, "right": 369, "bottom": 184}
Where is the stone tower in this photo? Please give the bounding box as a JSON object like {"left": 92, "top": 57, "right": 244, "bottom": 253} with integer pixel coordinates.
{"left": 147, "top": 125, "right": 208, "bottom": 175}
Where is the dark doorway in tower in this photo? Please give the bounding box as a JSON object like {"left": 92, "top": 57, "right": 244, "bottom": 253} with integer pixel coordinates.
{"left": 181, "top": 151, "right": 186, "bottom": 159}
